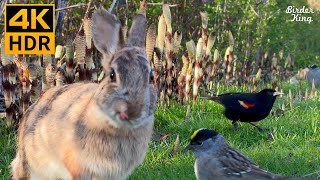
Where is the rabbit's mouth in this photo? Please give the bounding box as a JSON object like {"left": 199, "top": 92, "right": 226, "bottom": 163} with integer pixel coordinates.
{"left": 118, "top": 111, "right": 129, "bottom": 121}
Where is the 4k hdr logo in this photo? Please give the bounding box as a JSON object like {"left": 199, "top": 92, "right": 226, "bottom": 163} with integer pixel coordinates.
{"left": 5, "top": 4, "right": 55, "bottom": 54}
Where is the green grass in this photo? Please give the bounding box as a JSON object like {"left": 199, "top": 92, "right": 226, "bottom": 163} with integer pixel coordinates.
{"left": 1, "top": 83, "right": 320, "bottom": 179}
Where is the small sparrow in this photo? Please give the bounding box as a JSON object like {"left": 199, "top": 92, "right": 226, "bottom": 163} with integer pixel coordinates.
{"left": 186, "top": 128, "right": 314, "bottom": 180}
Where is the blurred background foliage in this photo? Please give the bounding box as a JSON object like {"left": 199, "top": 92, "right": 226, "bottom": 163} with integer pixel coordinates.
{"left": 1, "top": 0, "right": 319, "bottom": 68}
{"left": 100, "top": 0, "right": 319, "bottom": 68}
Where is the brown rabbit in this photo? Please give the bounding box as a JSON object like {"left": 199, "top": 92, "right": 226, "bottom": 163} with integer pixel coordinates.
{"left": 11, "top": 7, "right": 157, "bottom": 180}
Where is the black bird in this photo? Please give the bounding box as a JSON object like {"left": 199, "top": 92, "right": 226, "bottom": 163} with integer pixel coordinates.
{"left": 201, "top": 89, "right": 283, "bottom": 131}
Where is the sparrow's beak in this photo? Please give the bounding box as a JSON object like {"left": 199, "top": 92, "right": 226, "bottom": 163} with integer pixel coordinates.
{"left": 273, "top": 91, "right": 284, "bottom": 96}
{"left": 185, "top": 144, "right": 194, "bottom": 151}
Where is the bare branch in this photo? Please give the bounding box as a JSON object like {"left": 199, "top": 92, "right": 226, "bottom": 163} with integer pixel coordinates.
{"left": 147, "top": 3, "right": 178, "bottom": 7}
{"left": 108, "top": 0, "right": 117, "bottom": 13}
{"left": 56, "top": 3, "right": 87, "bottom": 11}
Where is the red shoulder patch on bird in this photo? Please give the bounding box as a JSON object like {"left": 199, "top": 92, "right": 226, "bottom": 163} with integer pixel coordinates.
{"left": 238, "top": 100, "right": 255, "bottom": 109}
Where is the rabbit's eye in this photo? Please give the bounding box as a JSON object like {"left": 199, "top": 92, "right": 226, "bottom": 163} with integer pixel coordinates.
{"left": 110, "top": 68, "right": 116, "bottom": 82}
{"left": 149, "top": 71, "right": 154, "bottom": 84}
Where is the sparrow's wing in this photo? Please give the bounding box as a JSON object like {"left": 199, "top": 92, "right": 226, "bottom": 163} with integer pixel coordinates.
{"left": 218, "top": 146, "right": 276, "bottom": 179}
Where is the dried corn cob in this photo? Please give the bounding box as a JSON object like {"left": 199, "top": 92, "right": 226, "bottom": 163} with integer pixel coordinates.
{"left": 271, "top": 53, "right": 277, "bottom": 70}
{"left": 55, "top": 45, "right": 64, "bottom": 59}
{"left": 173, "top": 31, "right": 182, "bottom": 54}
{"left": 193, "top": 38, "right": 203, "bottom": 102}
{"left": 65, "top": 40, "right": 75, "bottom": 83}
{"left": 55, "top": 70, "right": 66, "bottom": 86}
{"left": 224, "top": 46, "right": 233, "bottom": 81}
{"left": 1, "top": 37, "right": 18, "bottom": 125}
{"left": 83, "top": 17, "right": 93, "bottom": 49}
{"left": 205, "top": 31, "right": 216, "bottom": 58}
{"left": 200, "top": 11, "right": 208, "bottom": 53}
{"left": 75, "top": 30, "right": 86, "bottom": 64}
{"left": 75, "top": 29, "right": 86, "bottom": 81}
{"left": 163, "top": 4, "right": 172, "bottom": 34}
{"left": 45, "top": 63, "right": 57, "bottom": 89}
{"left": 185, "top": 40, "right": 195, "bottom": 102}
{"left": 156, "top": 14, "right": 166, "bottom": 54}
{"left": 153, "top": 47, "right": 162, "bottom": 91}
{"left": 210, "top": 49, "right": 219, "bottom": 81}
{"left": 178, "top": 53, "right": 188, "bottom": 103}
{"left": 146, "top": 24, "right": 156, "bottom": 62}
{"left": 165, "top": 32, "right": 173, "bottom": 104}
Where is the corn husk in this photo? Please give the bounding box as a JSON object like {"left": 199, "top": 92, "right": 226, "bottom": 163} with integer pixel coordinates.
{"left": 146, "top": 24, "right": 156, "bottom": 62}
{"left": 75, "top": 31, "right": 86, "bottom": 64}
{"left": 162, "top": 4, "right": 172, "bottom": 34}
{"left": 83, "top": 17, "right": 93, "bottom": 49}
{"left": 173, "top": 31, "right": 182, "bottom": 54}
{"left": 157, "top": 14, "right": 166, "bottom": 53}
{"left": 186, "top": 40, "right": 196, "bottom": 61}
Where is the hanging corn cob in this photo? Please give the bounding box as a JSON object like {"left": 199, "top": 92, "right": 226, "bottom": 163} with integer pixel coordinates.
{"left": 285, "top": 53, "right": 292, "bottom": 69}
{"left": 156, "top": 14, "right": 166, "bottom": 55}
{"left": 45, "top": 63, "right": 57, "bottom": 89}
{"left": 153, "top": 47, "right": 162, "bottom": 91}
{"left": 75, "top": 28, "right": 86, "bottom": 81}
{"left": 232, "top": 57, "right": 237, "bottom": 84}
{"left": 192, "top": 38, "right": 203, "bottom": 102}
{"left": 146, "top": 24, "right": 156, "bottom": 64}
{"left": 210, "top": 49, "right": 219, "bottom": 82}
{"left": 28, "top": 56, "right": 42, "bottom": 104}
{"left": 177, "top": 53, "right": 188, "bottom": 103}
{"left": 65, "top": 40, "right": 75, "bottom": 83}
{"left": 84, "top": 15, "right": 94, "bottom": 81}
{"left": 1, "top": 37, "right": 18, "bottom": 126}
{"left": 271, "top": 53, "right": 277, "bottom": 70}
{"left": 203, "top": 31, "right": 215, "bottom": 84}
{"left": 164, "top": 4, "right": 173, "bottom": 104}
{"left": 55, "top": 45, "right": 64, "bottom": 64}
{"left": 42, "top": 54, "right": 53, "bottom": 89}
{"left": 14, "top": 55, "right": 26, "bottom": 116}
{"left": 173, "top": 31, "right": 182, "bottom": 54}
{"left": 253, "top": 68, "right": 262, "bottom": 92}
{"left": 200, "top": 11, "right": 208, "bottom": 53}
{"left": 154, "top": 13, "right": 166, "bottom": 101}
{"left": 163, "top": 4, "right": 172, "bottom": 34}
{"left": 55, "top": 70, "right": 66, "bottom": 86}
{"left": 225, "top": 31, "right": 234, "bottom": 82}
{"left": 185, "top": 40, "right": 195, "bottom": 102}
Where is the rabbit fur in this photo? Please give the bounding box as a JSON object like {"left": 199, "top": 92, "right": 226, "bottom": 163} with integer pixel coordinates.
{"left": 11, "top": 7, "right": 157, "bottom": 180}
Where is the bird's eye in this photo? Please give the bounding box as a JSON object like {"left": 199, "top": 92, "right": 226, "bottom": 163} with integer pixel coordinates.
{"left": 110, "top": 68, "right": 116, "bottom": 82}
{"left": 149, "top": 71, "right": 154, "bottom": 84}
{"left": 197, "top": 142, "right": 203, "bottom": 146}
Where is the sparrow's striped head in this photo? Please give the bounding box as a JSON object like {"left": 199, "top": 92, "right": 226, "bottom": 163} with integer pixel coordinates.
{"left": 190, "top": 128, "right": 219, "bottom": 144}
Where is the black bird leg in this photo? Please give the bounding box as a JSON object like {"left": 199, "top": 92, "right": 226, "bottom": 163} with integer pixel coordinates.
{"left": 248, "top": 122, "right": 263, "bottom": 132}
{"left": 232, "top": 121, "right": 238, "bottom": 131}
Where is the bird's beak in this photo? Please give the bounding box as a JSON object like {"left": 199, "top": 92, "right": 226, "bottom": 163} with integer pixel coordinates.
{"left": 185, "top": 144, "right": 194, "bottom": 151}
{"left": 273, "top": 91, "right": 283, "bottom": 96}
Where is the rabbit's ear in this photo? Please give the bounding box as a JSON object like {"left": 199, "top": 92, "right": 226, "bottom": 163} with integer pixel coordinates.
{"left": 127, "top": 14, "right": 147, "bottom": 48}
{"left": 92, "top": 8, "right": 122, "bottom": 56}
